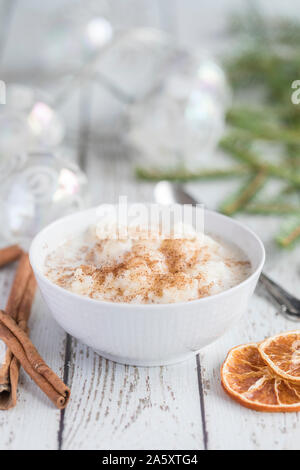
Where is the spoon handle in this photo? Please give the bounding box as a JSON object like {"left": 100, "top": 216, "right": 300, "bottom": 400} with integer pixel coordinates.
{"left": 259, "top": 272, "right": 300, "bottom": 320}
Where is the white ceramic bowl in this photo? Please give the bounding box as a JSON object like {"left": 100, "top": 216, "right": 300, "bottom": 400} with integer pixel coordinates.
{"left": 29, "top": 206, "right": 265, "bottom": 366}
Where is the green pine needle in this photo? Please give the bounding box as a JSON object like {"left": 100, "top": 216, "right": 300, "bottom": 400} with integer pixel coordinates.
{"left": 276, "top": 216, "right": 300, "bottom": 248}
{"left": 135, "top": 165, "right": 250, "bottom": 182}
{"left": 219, "top": 135, "right": 300, "bottom": 186}
{"left": 219, "top": 171, "right": 267, "bottom": 215}
{"left": 245, "top": 202, "right": 300, "bottom": 215}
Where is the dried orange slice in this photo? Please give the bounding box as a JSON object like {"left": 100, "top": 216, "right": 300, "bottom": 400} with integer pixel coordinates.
{"left": 258, "top": 330, "right": 300, "bottom": 384}
{"left": 221, "top": 343, "right": 300, "bottom": 412}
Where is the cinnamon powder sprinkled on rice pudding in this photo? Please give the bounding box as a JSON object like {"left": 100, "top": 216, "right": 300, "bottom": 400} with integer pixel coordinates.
{"left": 44, "top": 223, "right": 251, "bottom": 304}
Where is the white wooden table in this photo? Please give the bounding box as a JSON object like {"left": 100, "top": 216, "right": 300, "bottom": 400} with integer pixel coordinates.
{"left": 0, "top": 0, "right": 300, "bottom": 451}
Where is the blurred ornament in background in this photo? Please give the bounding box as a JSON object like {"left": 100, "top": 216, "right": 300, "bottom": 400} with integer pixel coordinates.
{"left": 27, "top": 101, "right": 64, "bottom": 148}
{"left": 42, "top": 3, "right": 230, "bottom": 171}
{"left": 0, "top": 112, "right": 30, "bottom": 158}
{"left": 93, "top": 28, "right": 180, "bottom": 101}
{"left": 86, "top": 16, "right": 113, "bottom": 49}
{"left": 0, "top": 151, "right": 89, "bottom": 248}
{"left": 196, "top": 59, "right": 231, "bottom": 109}
{"left": 0, "top": 84, "right": 65, "bottom": 156}
{"left": 128, "top": 48, "right": 230, "bottom": 170}
{"left": 44, "top": 0, "right": 114, "bottom": 72}
{"left": 43, "top": 23, "right": 178, "bottom": 109}
{"left": 66, "top": 25, "right": 230, "bottom": 169}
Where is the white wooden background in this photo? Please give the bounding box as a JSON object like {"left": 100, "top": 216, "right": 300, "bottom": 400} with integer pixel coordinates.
{"left": 0, "top": 0, "right": 300, "bottom": 450}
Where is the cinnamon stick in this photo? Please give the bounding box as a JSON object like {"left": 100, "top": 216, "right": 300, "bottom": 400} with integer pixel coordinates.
{"left": 0, "top": 310, "right": 70, "bottom": 409}
{"left": 5, "top": 252, "right": 32, "bottom": 320}
{"left": 0, "top": 253, "right": 33, "bottom": 408}
{"left": 0, "top": 274, "right": 37, "bottom": 408}
{"left": 17, "top": 273, "right": 37, "bottom": 329}
{"left": 0, "top": 245, "right": 23, "bottom": 268}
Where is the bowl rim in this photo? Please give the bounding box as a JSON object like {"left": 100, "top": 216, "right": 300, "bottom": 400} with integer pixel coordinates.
{"left": 29, "top": 205, "right": 265, "bottom": 310}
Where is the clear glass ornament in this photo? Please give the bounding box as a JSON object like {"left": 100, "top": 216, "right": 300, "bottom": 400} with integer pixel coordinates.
{"left": 44, "top": 0, "right": 115, "bottom": 71}
{"left": 0, "top": 151, "right": 89, "bottom": 248}
{"left": 0, "top": 84, "right": 65, "bottom": 157}
{"left": 128, "top": 50, "right": 230, "bottom": 170}
{"left": 93, "top": 28, "right": 179, "bottom": 101}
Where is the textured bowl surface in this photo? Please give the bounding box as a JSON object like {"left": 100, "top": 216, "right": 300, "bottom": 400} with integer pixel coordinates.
{"left": 29, "top": 206, "right": 265, "bottom": 366}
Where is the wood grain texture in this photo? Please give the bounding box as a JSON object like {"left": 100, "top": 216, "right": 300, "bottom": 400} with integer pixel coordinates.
{"left": 0, "top": 266, "right": 66, "bottom": 450}
{"left": 198, "top": 211, "right": 300, "bottom": 450}
{"left": 62, "top": 99, "right": 205, "bottom": 450}
{"left": 1, "top": 0, "right": 300, "bottom": 451}
{"left": 0, "top": 0, "right": 16, "bottom": 65}
{"left": 200, "top": 298, "right": 300, "bottom": 450}
{"left": 182, "top": 163, "right": 300, "bottom": 450}
{"left": 61, "top": 339, "right": 203, "bottom": 450}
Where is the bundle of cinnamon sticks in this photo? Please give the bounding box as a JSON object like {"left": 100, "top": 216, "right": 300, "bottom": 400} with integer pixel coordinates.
{"left": 0, "top": 245, "right": 70, "bottom": 410}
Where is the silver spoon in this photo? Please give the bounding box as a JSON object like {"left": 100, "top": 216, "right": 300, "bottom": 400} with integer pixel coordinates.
{"left": 154, "top": 181, "right": 300, "bottom": 321}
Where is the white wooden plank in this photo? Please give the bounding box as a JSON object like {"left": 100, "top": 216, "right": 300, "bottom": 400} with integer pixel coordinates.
{"left": 0, "top": 0, "right": 64, "bottom": 449}
{"left": 86, "top": 88, "right": 154, "bottom": 206}
{"left": 187, "top": 165, "right": 300, "bottom": 449}
{"left": 88, "top": 82, "right": 128, "bottom": 138}
{"left": 2, "top": 0, "right": 300, "bottom": 451}
{"left": 60, "top": 121, "right": 205, "bottom": 450}
{"left": 156, "top": 0, "right": 179, "bottom": 37}
{"left": 0, "top": 265, "right": 66, "bottom": 450}
{"left": 81, "top": 86, "right": 300, "bottom": 450}
{"left": 0, "top": 0, "right": 16, "bottom": 64}
{"left": 61, "top": 338, "right": 203, "bottom": 450}
{"left": 200, "top": 216, "right": 300, "bottom": 450}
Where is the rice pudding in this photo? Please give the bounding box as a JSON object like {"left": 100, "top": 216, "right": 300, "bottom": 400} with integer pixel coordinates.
{"left": 44, "top": 223, "right": 251, "bottom": 304}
